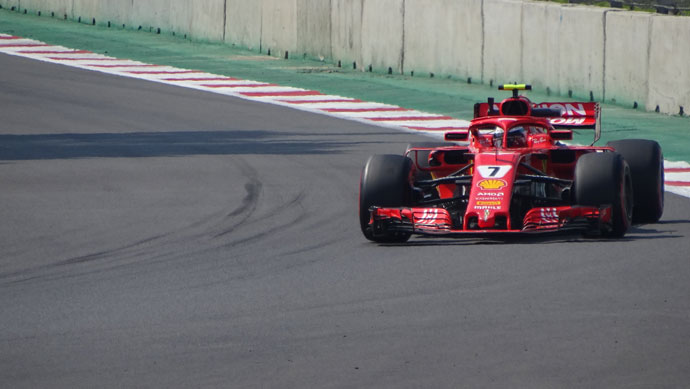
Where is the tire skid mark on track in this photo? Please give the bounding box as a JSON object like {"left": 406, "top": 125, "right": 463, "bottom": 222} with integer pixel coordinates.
{"left": 212, "top": 160, "right": 263, "bottom": 239}
{"left": 0, "top": 159, "right": 268, "bottom": 286}
{"left": 224, "top": 182, "right": 262, "bottom": 219}
{"left": 215, "top": 189, "right": 308, "bottom": 246}
{"left": 218, "top": 200, "right": 307, "bottom": 250}
{"left": 0, "top": 154, "right": 318, "bottom": 286}
{"left": 0, "top": 33, "right": 688, "bottom": 197}
{"left": 0, "top": 231, "right": 166, "bottom": 285}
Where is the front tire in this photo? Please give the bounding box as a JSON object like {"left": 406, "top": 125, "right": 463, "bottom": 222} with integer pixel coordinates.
{"left": 574, "top": 152, "right": 633, "bottom": 238}
{"left": 606, "top": 139, "right": 664, "bottom": 223}
{"left": 359, "top": 154, "right": 413, "bottom": 243}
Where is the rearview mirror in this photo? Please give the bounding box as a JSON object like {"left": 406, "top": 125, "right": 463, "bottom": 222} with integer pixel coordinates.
{"left": 444, "top": 131, "right": 469, "bottom": 141}
{"left": 550, "top": 130, "right": 573, "bottom": 141}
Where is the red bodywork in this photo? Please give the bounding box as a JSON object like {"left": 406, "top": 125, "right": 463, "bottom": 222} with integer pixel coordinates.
{"left": 367, "top": 92, "right": 614, "bottom": 237}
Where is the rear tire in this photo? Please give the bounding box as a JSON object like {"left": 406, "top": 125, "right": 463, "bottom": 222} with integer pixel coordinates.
{"left": 606, "top": 139, "right": 664, "bottom": 223}
{"left": 574, "top": 152, "right": 633, "bottom": 238}
{"left": 359, "top": 154, "right": 413, "bottom": 243}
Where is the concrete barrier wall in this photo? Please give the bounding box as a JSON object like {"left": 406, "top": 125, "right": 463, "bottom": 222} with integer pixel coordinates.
{"left": 360, "top": 0, "right": 404, "bottom": 73}
{"left": 96, "top": 0, "right": 133, "bottom": 28}
{"left": 225, "top": 0, "right": 262, "bottom": 51}
{"left": 648, "top": 14, "right": 690, "bottom": 115}
{"left": 261, "top": 0, "right": 298, "bottom": 58}
{"left": 330, "top": 0, "right": 363, "bottom": 69}
{"left": 12, "top": 0, "right": 69, "bottom": 18}
{"left": 483, "top": 0, "right": 524, "bottom": 85}
{"left": 604, "top": 10, "right": 651, "bottom": 108}
{"left": 296, "top": 0, "right": 331, "bottom": 60}
{"left": 190, "top": 0, "right": 225, "bottom": 42}
{"left": 557, "top": 6, "right": 607, "bottom": 101}
{"left": 167, "top": 1, "right": 192, "bottom": 37}
{"left": 4, "top": 0, "right": 690, "bottom": 115}
{"left": 403, "top": 0, "right": 482, "bottom": 79}
{"left": 521, "top": 2, "right": 562, "bottom": 94}
{"left": 0, "top": 1, "right": 19, "bottom": 10}
{"left": 18, "top": 0, "right": 67, "bottom": 17}
{"left": 130, "top": 0, "right": 170, "bottom": 32}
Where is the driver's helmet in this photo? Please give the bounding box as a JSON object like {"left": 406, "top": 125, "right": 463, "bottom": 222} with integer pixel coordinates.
{"left": 506, "top": 126, "right": 527, "bottom": 148}
{"left": 491, "top": 128, "right": 504, "bottom": 148}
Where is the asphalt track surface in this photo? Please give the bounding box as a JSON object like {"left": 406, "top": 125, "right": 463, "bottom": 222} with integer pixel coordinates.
{"left": 2, "top": 53, "right": 690, "bottom": 388}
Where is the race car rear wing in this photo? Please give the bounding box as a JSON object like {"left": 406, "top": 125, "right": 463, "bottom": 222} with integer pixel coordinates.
{"left": 534, "top": 102, "right": 599, "bottom": 130}
{"left": 540, "top": 102, "right": 601, "bottom": 145}
{"left": 473, "top": 85, "right": 601, "bottom": 144}
{"left": 474, "top": 101, "right": 599, "bottom": 128}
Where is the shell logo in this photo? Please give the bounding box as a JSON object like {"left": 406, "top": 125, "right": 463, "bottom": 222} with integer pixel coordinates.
{"left": 477, "top": 179, "right": 507, "bottom": 190}
{"left": 477, "top": 200, "right": 501, "bottom": 206}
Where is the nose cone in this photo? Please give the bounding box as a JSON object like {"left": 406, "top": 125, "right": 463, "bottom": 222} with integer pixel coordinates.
{"left": 465, "top": 153, "right": 520, "bottom": 230}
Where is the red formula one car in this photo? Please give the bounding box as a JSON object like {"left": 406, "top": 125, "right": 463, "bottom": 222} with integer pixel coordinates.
{"left": 359, "top": 84, "right": 664, "bottom": 242}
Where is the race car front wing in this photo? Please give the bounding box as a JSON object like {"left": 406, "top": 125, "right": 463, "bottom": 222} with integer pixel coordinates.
{"left": 368, "top": 205, "right": 612, "bottom": 237}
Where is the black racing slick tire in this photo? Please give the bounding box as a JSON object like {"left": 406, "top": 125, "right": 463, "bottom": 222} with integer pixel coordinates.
{"left": 606, "top": 139, "right": 664, "bottom": 223}
{"left": 359, "top": 154, "right": 413, "bottom": 243}
{"left": 574, "top": 152, "right": 633, "bottom": 238}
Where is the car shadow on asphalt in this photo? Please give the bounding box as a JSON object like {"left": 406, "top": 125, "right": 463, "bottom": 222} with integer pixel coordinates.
{"left": 0, "top": 130, "right": 359, "bottom": 160}
{"left": 654, "top": 219, "right": 690, "bottom": 225}
{"left": 378, "top": 224, "right": 684, "bottom": 246}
